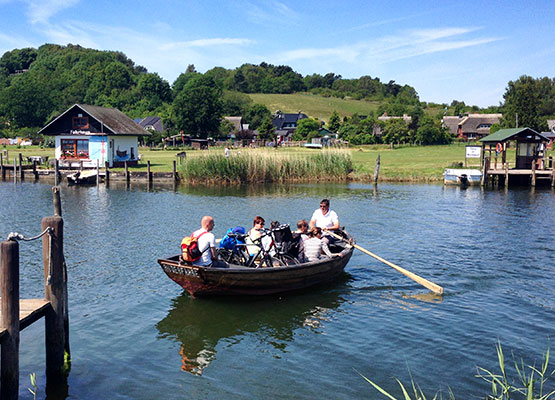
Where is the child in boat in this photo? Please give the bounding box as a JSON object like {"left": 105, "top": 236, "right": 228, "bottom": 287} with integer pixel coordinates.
{"left": 303, "top": 227, "right": 334, "bottom": 262}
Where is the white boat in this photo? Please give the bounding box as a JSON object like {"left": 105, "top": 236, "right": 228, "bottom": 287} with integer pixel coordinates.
{"left": 67, "top": 170, "right": 104, "bottom": 185}
{"left": 443, "top": 168, "right": 482, "bottom": 186}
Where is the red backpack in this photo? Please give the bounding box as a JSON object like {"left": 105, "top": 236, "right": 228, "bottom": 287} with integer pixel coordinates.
{"left": 181, "top": 231, "right": 208, "bottom": 262}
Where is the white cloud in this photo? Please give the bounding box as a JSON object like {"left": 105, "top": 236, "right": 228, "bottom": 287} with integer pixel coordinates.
{"left": 161, "top": 38, "right": 255, "bottom": 51}
{"left": 23, "top": 0, "right": 80, "bottom": 24}
{"left": 277, "top": 27, "right": 500, "bottom": 66}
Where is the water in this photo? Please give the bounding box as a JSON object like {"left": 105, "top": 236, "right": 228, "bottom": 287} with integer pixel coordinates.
{"left": 1, "top": 181, "right": 554, "bottom": 399}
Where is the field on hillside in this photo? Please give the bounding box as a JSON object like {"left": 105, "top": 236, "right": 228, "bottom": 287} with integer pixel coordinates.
{"left": 248, "top": 93, "right": 381, "bottom": 121}
{"left": 248, "top": 93, "right": 447, "bottom": 121}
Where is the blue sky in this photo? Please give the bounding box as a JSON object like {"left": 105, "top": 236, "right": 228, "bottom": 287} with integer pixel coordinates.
{"left": 1, "top": 0, "right": 554, "bottom": 107}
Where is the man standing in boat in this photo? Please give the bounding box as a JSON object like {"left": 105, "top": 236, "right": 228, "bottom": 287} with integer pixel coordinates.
{"left": 192, "top": 216, "right": 219, "bottom": 267}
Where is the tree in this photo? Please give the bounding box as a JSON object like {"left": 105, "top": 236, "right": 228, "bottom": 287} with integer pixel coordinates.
{"left": 244, "top": 103, "right": 271, "bottom": 130}
{"left": 173, "top": 75, "right": 223, "bottom": 137}
{"left": 221, "top": 90, "right": 252, "bottom": 116}
{"left": 328, "top": 111, "right": 341, "bottom": 132}
{"left": 500, "top": 75, "right": 553, "bottom": 131}
{"left": 415, "top": 115, "right": 451, "bottom": 145}
{"left": 294, "top": 118, "right": 321, "bottom": 140}
{"left": 381, "top": 119, "right": 410, "bottom": 144}
{"left": 257, "top": 117, "right": 275, "bottom": 142}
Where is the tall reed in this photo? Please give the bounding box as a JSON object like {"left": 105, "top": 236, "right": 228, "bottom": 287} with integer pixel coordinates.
{"left": 179, "top": 148, "right": 353, "bottom": 183}
{"left": 360, "top": 342, "right": 554, "bottom": 400}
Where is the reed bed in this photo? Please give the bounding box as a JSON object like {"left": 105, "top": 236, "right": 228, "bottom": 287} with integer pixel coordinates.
{"left": 179, "top": 148, "right": 353, "bottom": 183}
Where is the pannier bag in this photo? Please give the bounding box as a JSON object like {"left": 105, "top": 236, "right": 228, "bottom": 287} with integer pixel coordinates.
{"left": 219, "top": 226, "right": 246, "bottom": 250}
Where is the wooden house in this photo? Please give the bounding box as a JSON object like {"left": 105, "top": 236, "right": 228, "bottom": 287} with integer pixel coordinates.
{"left": 443, "top": 113, "right": 502, "bottom": 141}
{"left": 39, "top": 104, "right": 151, "bottom": 168}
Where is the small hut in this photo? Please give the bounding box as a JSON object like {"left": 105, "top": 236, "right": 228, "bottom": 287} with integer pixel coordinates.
{"left": 479, "top": 127, "right": 553, "bottom": 186}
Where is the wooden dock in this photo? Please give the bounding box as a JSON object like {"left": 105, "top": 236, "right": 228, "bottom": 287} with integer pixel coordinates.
{"left": 1, "top": 188, "right": 69, "bottom": 399}
{"left": 0, "top": 299, "right": 50, "bottom": 340}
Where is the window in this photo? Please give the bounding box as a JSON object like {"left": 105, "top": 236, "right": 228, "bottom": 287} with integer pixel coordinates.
{"left": 61, "top": 139, "right": 89, "bottom": 159}
{"left": 477, "top": 123, "right": 492, "bottom": 129}
{"left": 72, "top": 117, "right": 89, "bottom": 129}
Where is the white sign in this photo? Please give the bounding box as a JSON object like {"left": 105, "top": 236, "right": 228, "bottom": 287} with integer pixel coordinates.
{"left": 465, "top": 146, "right": 481, "bottom": 158}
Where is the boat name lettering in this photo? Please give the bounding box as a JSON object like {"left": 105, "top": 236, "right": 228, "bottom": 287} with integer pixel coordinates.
{"left": 165, "top": 264, "right": 199, "bottom": 277}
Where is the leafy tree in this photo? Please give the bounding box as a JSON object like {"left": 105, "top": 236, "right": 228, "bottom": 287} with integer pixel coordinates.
{"left": 328, "top": 111, "right": 341, "bottom": 132}
{"left": 415, "top": 115, "right": 451, "bottom": 145}
{"left": 294, "top": 118, "right": 321, "bottom": 140}
{"left": 221, "top": 90, "right": 252, "bottom": 116}
{"left": 500, "top": 75, "right": 554, "bottom": 131}
{"left": 257, "top": 117, "right": 275, "bottom": 142}
{"left": 173, "top": 74, "right": 223, "bottom": 137}
{"left": 243, "top": 103, "right": 271, "bottom": 130}
{"left": 381, "top": 118, "right": 410, "bottom": 144}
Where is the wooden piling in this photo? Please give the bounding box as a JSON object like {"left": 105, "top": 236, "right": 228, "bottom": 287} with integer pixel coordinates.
{"left": 33, "top": 161, "right": 38, "bottom": 180}
{"left": 125, "top": 161, "right": 129, "bottom": 182}
{"left": 105, "top": 161, "right": 110, "bottom": 184}
{"left": 373, "top": 154, "right": 380, "bottom": 184}
{"left": 147, "top": 160, "right": 152, "bottom": 183}
{"left": 42, "top": 216, "right": 66, "bottom": 385}
{"left": 531, "top": 160, "right": 536, "bottom": 187}
{"left": 53, "top": 187, "right": 62, "bottom": 217}
{"left": 55, "top": 160, "right": 59, "bottom": 186}
{"left": 13, "top": 158, "right": 16, "bottom": 184}
{"left": 96, "top": 159, "right": 100, "bottom": 185}
{"left": 173, "top": 160, "right": 177, "bottom": 181}
{"left": 481, "top": 157, "right": 490, "bottom": 186}
{"left": 1, "top": 240, "right": 20, "bottom": 400}
{"left": 552, "top": 161, "right": 555, "bottom": 188}
{"left": 1, "top": 153, "right": 4, "bottom": 180}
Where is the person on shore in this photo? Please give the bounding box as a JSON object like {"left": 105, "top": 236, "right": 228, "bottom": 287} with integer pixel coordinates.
{"left": 191, "top": 216, "right": 219, "bottom": 267}
{"left": 303, "top": 227, "right": 334, "bottom": 262}
{"left": 224, "top": 147, "right": 230, "bottom": 157}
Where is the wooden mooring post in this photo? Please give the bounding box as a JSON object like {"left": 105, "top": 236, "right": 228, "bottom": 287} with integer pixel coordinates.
{"left": 373, "top": 154, "right": 380, "bottom": 184}
{"left": 0, "top": 192, "right": 69, "bottom": 399}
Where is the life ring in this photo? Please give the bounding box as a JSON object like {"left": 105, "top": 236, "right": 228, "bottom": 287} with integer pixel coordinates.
{"left": 495, "top": 143, "right": 503, "bottom": 153}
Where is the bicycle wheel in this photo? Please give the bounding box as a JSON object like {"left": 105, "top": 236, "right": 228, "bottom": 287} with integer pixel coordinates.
{"left": 278, "top": 254, "right": 299, "bottom": 265}
{"left": 262, "top": 255, "right": 287, "bottom": 268}
{"left": 217, "top": 248, "right": 234, "bottom": 263}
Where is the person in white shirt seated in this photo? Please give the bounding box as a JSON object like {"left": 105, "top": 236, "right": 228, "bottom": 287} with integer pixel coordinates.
{"left": 309, "top": 198, "right": 340, "bottom": 247}
{"left": 192, "top": 216, "right": 221, "bottom": 267}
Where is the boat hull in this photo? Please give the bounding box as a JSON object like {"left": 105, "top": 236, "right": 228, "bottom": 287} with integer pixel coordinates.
{"left": 158, "top": 246, "right": 354, "bottom": 296}
{"left": 443, "top": 168, "right": 482, "bottom": 186}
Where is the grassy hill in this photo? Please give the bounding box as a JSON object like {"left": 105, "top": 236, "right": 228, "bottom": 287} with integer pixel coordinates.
{"left": 248, "top": 93, "right": 382, "bottom": 122}
{"left": 248, "top": 93, "right": 447, "bottom": 122}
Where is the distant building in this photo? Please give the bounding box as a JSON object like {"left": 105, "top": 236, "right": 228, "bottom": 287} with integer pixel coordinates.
{"left": 224, "top": 116, "right": 245, "bottom": 132}
{"left": 377, "top": 113, "right": 412, "bottom": 123}
{"left": 272, "top": 111, "right": 308, "bottom": 141}
{"left": 39, "top": 104, "right": 151, "bottom": 167}
{"left": 442, "top": 113, "right": 502, "bottom": 141}
{"left": 136, "top": 116, "right": 163, "bottom": 133}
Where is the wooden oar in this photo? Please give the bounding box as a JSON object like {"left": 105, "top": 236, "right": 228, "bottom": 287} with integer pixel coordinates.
{"left": 328, "top": 231, "right": 444, "bottom": 295}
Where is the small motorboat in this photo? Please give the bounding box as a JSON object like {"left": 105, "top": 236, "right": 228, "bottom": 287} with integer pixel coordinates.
{"left": 158, "top": 231, "right": 355, "bottom": 296}
{"left": 67, "top": 170, "right": 103, "bottom": 185}
{"left": 443, "top": 168, "right": 482, "bottom": 186}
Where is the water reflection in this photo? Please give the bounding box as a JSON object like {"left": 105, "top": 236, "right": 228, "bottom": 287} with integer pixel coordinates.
{"left": 156, "top": 287, "right": 346, "bottom": 375}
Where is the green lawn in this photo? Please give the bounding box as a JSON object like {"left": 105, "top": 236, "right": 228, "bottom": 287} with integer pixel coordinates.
{"left": 4, "top": 143, "right": 551, "bottom": 182}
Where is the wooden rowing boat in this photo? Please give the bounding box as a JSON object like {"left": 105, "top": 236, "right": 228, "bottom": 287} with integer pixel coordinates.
{"left": 158, "top": 232, "right": 355, "bottom": 296}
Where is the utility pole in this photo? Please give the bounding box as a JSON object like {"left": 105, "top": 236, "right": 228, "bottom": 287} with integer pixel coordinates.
{"left": 516, "top": 113, "right": 518, "bottom": 128}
